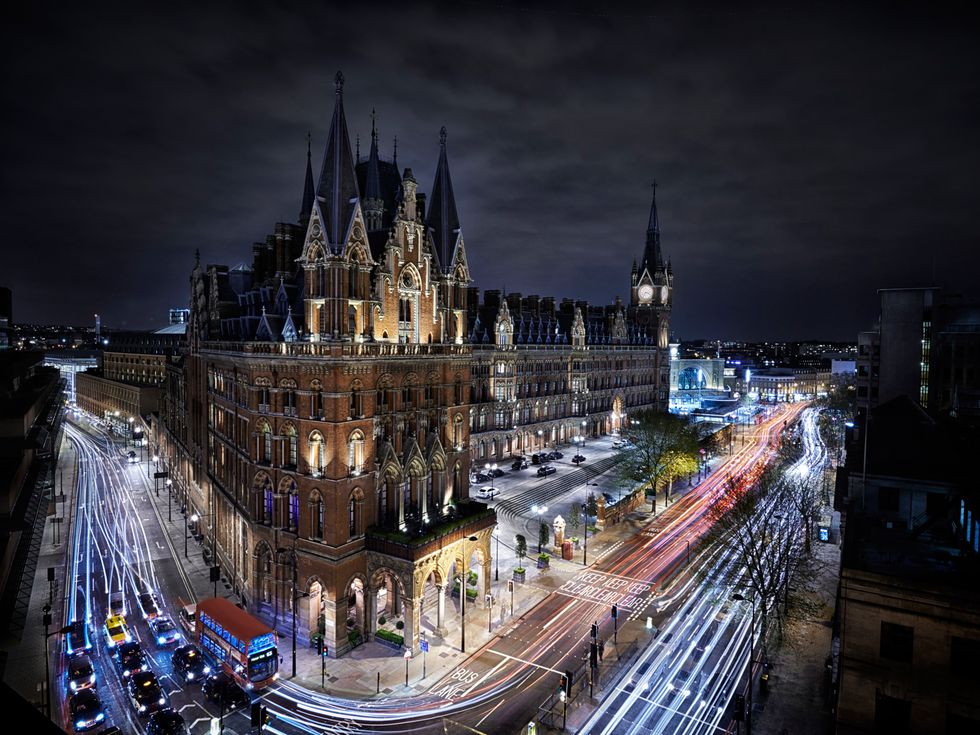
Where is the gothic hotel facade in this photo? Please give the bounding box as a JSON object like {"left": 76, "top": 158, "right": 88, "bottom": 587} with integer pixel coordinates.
{"left": 159, "top": 72, "right": 673, "bottom": 658}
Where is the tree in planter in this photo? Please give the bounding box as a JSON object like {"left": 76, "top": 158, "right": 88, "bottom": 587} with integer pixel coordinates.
{"left": 514, "top": 534, "right": 527, "bottom": 571}
{"left": 617, "top": 410, "right": 700, "bottom": 508}
{"left": 568, "top": 502, "right": 581, "bottom": 541}
{"left": 538, "top": 522, "right": 550, "bottom": 554}
{"left": 585, "top": 493, "right": 599, "bottom": 532}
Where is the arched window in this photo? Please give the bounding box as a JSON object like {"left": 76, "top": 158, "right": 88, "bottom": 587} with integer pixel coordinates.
{"left": 283, "top": 425, "right": 297, "bottom": 468}
{"left": 309, "top": 431, "right": 325, "bottom": 477}
{"left": 453, "top": 462, "right": 463, "bottom": 503}
{"left": 263, "top": 485, "right": 273, "bottom": 525}
{"left": 348, "top": 491, "right": 363, "bottom": 539}
{"left": 258, "top": 421, "right": 272, "bottom": 464}
{"left": 453, "top": 414, "right": 464, "bottom": 449}
{"left": 348, "top": 430, "right": 365, "bottom": 475}
{"left": 309, "top": 491, "right": 324, "bottom": 540}
{"left": 378, "top": 481, "right": 388, "bottom": 526}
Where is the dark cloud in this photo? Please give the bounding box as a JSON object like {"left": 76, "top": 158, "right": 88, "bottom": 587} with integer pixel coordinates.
{"left": 2, "top": 2, "right": 979, "bottom": 339}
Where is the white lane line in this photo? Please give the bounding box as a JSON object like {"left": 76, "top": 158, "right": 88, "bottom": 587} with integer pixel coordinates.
{"left": 486, "top": 649, "right": 563, "bottom": 675}
{"left": 476, "top": 698, "right": 505, "bottom": 728}
{"left": 541, "top": 598, "right": 579, "bottom": 630}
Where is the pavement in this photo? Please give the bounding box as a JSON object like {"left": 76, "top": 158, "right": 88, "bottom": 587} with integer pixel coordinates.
{"left": 752, "top": 510, "right": 841, "bottom": 735}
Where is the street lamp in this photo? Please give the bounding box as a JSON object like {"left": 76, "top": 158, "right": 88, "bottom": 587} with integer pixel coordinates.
{"left": 276, "top": 546, "right": 306, "bottom": 679}
{"left": 484, "top": 462, "right": 498, "bottom": 492}
{"left": 582, "top": 483, "right": 598, "bottom": 566}
{"left": 532, "top": 504, "right": 548, "bottom": 553}
{"left": 42, "top": 604, "right": 72, "bottom": 721}
{"left": 459, "top": 534, "right": 479, "bottom": 654}
{"left": 493, "top": 527, "right": 500, "bottom": 582}
{"left": 536, "top": 429, "right": 543, "bottom": 450}
{"left": 165, "top": 477, "right": 173, "bottom": 522}
{"left": 190, "top": 511, "right": 218, "bottom": 594}
{"left": 580, "top": 420, "right": 587, "bottom": 447}
{"left": 127, "top": 416, "right": 134, "bottom": 446}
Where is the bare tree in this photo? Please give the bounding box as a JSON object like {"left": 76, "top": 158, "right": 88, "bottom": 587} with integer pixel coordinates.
{"left": 617, "top": 410, "right": 700, "bottom": 506}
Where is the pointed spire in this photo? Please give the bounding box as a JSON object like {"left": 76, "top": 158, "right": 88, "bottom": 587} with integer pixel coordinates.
{"left": 392, "top": 136, "right": 398, "bottom": 167}
{"left": 300, "top": 132, "right": 315, "bottom": 226}
{"left": 194, "top": 248, "right": 200, "bottom": 267}
{"left": 640, "top": 181, "right": 663, "bottom": 273}
{"left": 355, "top": 134, "right": 360, "bottom": 162}
{"left": 365, "top": 110, "right": 382, "bottom": 203}
{"left": 315, "top": 70, "right": 360, "bottom": 247}
{"left": 426, "top": 126, "right": 462, "bottom": 273}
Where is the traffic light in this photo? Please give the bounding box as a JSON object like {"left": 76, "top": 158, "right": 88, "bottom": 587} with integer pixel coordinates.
{"left": 262, "top": 707, "right": 271, "bottom": 727}
{"left": 558, "top": 674, "right": 567, "bottom": 698}
{"left": 733, "top": 693, "right": 746, "bottom": 721}
{"left": 316, "top": 636, "right": 324, "bottom": 656}
{"left": 590, "top": 642, "right": 598, "bottom": 668}
{"left": 251, "top": 702, "right": 262, "bottom": 727}
{"left": 591, "top": 622, "right": 598, "bottom": 639}
{"left": 611, "top": 604, "right": 618, "bottom": 620}
{"left": 564, "top": 669, "right": 574, "bottom": 698}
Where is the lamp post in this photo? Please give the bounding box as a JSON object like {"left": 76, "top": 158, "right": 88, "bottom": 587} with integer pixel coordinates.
{"left": 191, "top": 511, "right": 217, "bottom": 593}
{"left": 460, "top": 534, "right": 478, "bottom": 654}
{"left": 486, "top": 594, "right": 493, "bottom": 633}
{"left": 42, "top": 605, "right": 71, "bottom": 721}
{"left": 276, "top": 545, "right": 305, "bottom": 679}
{"left": 733, "top": 592, "right": 757, "bottom": 735}
{"left": 582, "top": 483, "right": 598, "bottom": 566}
{"left": 536, "top": 429, "right": 543, "bottom": 451}
{"left": 485, "top": 462, "right": 497, "bottom": 492}
{"left": 532, "top": 505, "right": 548, "bottom": 553}
{"left": 165, "top": 477, "right": 173, "bottom": 522}
{"left": 128, "top": 416, "right": 134, "bottom": 447}
{"left": 580, "top": 420, "right": 587, "bottom": 446}
{"left": 493, "top": 528, "right": 500, "bottom": 582}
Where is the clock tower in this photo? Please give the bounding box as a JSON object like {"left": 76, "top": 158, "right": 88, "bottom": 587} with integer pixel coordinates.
{"left": 631, "top": 183, "right": 672, "bottom": 348}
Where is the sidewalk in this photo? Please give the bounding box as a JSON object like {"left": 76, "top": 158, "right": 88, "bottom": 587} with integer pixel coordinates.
{"left": 752, "top": 513, "right": 840, "bottom": 735}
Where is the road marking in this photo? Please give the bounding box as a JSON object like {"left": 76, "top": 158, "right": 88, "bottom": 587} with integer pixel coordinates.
{"left": 476, "top": 699, "right": 505, "bottom": 728}
{"left": 542, "top": 599, "right": 579, "bottom": 630}
{"left": 486, "top": 649, "right": 562, "bottom": 675}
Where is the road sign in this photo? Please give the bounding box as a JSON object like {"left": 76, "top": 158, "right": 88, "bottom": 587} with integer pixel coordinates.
{"left": 210, "top": 718, "right": 220, "bottom": 735}
{"left": 420, "top": 639, "right": 429, "bottom": 653}
{"left": 527, "top": 723, "right": 536, "bottom": 735}
{"left": 153, "top": 471, "right": 169, "bottom": 479}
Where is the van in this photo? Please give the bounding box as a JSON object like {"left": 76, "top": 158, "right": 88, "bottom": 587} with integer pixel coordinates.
{"left": 175, "top": 597, "right": 197, "bottom": 637}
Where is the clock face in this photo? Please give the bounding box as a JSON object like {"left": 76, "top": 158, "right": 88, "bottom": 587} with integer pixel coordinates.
{"left": 637, "top": 284, "right": 654, "bottom": 303}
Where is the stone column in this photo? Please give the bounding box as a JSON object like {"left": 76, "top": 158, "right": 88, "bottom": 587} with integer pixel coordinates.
{"left": 402, "top": 596, "right": 421, "bottom": 653}
{"left": 435, "top": 584, "right": 448, "bottom": 636}
{"left": 366, "top": 588, "right": 379, "bottom": 639}
{"left": 481, "top": 559, "right": 492, "bottom": 607}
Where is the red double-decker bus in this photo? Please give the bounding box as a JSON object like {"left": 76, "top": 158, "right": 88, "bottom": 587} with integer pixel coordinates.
{"left": 194, "top": 598, "right": 278, "bottom": 689}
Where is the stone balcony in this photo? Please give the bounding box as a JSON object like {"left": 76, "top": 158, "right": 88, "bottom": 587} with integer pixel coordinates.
{"left": 365, "top": 501, "right": 497, "bottom": 562}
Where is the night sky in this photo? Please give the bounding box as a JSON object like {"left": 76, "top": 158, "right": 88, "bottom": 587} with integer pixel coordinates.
{"left": 3, "top": 2, "right": 979, "bottom": 340}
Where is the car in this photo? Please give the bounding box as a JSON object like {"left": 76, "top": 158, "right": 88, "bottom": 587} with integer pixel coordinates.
{"left": 201, "top": 672, "right": 250, "bottom": 710}
{"left": 64, "top": 620, "right": 94, "bottom": 657}
{"left": 175, "top": 598, "right": 196, "bottom": 636}
{"left": 472, "top": 471, "right": 491, "bottom": 483}
{"left": 66, "top": 653, "right": 97, "bottom": 692}
{"left": 537, "top": 465, "right": 556, "bottom": 477}
{"left": 552, "top": 451, "right": 564, "bottom": 460}
{"left": 489, "top": 468, "right": 505, "bottom": 478}
{"left": 104, "top": 614, "right": 131, "bottom": 649}
{"left": 128, "top": 671, "right": 168, "bottom": 716}
{"left": 146, "top": 709, "right": 189, "bottom": 735}
{"left": 128, "top": 451, "right": 138, "bottom": 464}
{"left": 530, "top": 454, "right": 541, "bottom": 465}
{"left": 115, "top": 641, "right": 149, "bottom": 678}
{"left": 148, "top": 616, "right": 182, "bottom": 646}
{"left": 476, "top": 487, "right": 498, "bottom": 500}
{"left": 171, "top": 644, "right": 210, "bottom": 682}
{"left": 68, "top": 688, "right": 106, "bottom": 732}
{"left": 108, "top": 593, "right": 125, "bottom": 617}
{"left": 137, "top": 592, "right": 160, "bottom": 620}
{"left": 612, "top": 441, "right": 624, "bottom": 449}
{"left": 572, "top": 454, "right": 586, "bottom": 464}
{"left": 511, "top": 458, "right": 528, "bottom": 470}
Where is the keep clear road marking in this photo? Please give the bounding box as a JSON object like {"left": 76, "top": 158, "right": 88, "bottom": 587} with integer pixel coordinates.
{"left": 554, "top": 569, "right": 656, "bottom": 612}
{"left": 429, "top": 652, "right": 507, "bottom": 701}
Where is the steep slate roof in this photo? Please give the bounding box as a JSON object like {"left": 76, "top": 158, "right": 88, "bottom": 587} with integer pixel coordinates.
{"left": 300, "top": 135, "right": 315, "bottom": 225}
{"left": 316, "top": 72, "right": 360, "bottom": 248}
{"left": 426, "top": 126, "right": 461, "bottom": 273}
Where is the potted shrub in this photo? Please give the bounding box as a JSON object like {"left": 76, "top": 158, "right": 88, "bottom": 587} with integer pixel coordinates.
{"left": 536, "top": 552, "right": 550, "bottom": 569}
{"left": 395, "top": 620, "right": 405, "bottom": 631}
{"left": 347, "top": 629, "right": 362, "bottom": 649}
{"left": 514, "top": 534, "right": 527, "bottom": 582}
{"left": 378, "top": 615, "right": 387, "bottom": 627}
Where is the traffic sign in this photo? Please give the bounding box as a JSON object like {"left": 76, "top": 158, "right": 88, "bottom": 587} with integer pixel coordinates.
{"left": 154, "top": 471, "right": 169, "bottom": 479}
{"left": 420, "top": 639, "right": 429, "bottom": 653}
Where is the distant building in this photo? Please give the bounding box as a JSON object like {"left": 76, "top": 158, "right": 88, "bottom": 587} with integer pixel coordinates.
{"left": 0, "top": 286, "right": 12, "bottom": 350}
{"left": 169, "top": 308, "right": 190, "bottom": 325}
{"left": 856, "top": 288, "right": 980, "bottom": 423}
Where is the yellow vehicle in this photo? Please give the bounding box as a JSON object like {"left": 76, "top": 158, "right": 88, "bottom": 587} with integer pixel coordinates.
{"left": 104, "top": 614, "right": 132, "bottom": 649}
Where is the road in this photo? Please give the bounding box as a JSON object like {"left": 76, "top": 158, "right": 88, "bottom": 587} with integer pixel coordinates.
{"left": 51, "top": 403, "right": 806, "bottom": 735}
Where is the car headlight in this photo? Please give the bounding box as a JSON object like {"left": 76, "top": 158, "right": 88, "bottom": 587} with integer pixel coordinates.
{"left": 125, "top": 633, "right": 132, "bottom": 642}
{"left": 95, "top": 713, "right": 105, "bottom": 722}
{"left": 139, "top": 705, "right": 147, "bottom": 712}
{"left": 186, "top": 672, "right": 194, "bottom": 680}
{"left": 203, "top": 666, "right": 211, "bottom": 674}
{"left": 123, "top": 670, "right": 130, "bottom": 677}
{"left": 142, "top": 663, "right": 148, "bottom": 670}
{"left": 158, "top": 637, "right": 166, "bottom": 645}
{"left": 70, "top": 680, "right": 78, "bottom": 690}
{"left": 76, "top": 721, "right": 85, "bottom": 729}
{"left": 158, "top": 696, "right": 166, "bottom": 705}
{"left": 89, "top": 673, "right": 96, "bottom": 683}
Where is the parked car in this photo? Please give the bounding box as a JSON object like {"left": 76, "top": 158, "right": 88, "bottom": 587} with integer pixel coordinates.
{"left": 64, "top": 620, "right": 93, "bottom": 657}
{"left": 115, "top": 641, "right": 149, "bottom": 678}
{"left": 201, "top": 672, "right": 250, "bottom": 711}
{"left": 137, "top": 592, "right": 160, "bottom": 620}
{"left": 171, "top": 644, "right": 210, "bottom": 682}
{"left": 552, "top": 450, "right": 564, "bottom": 460}
{"left": 530, "top": 454, "right": 542, "bottom": 465}
{"left": 68, "top": 688, "right": 106, "bottom": 732}
{"left": 489, "top": 468, "right": 505, "bottom": 478}
{"left": 66, "top": 653, "right": 97, "bottom": 692}
{"left": 572, "top": 454, "right": 586, "bottom": 464}
{"left": 537, "top": 465, "right": 556, "bottom": 477}
{"left": 128, "top": 671, "right": 168, "bottom": 716}
{"left": 146, "top": 709, "right": 189, "bottom": 735}
{"left": 473, "top": 471, "right": 491, "bottom": 483}
{"left": 148, "top": 616, "right": 182, "bottom": 646}
{"left": 476, "top": 487, "right": 498, "bottom": 500}
{"left": 511, "top": 458, "right": 528, "bottom": 470}
{"left": 128, "top": 451, "right": 138, "bottom": 464}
